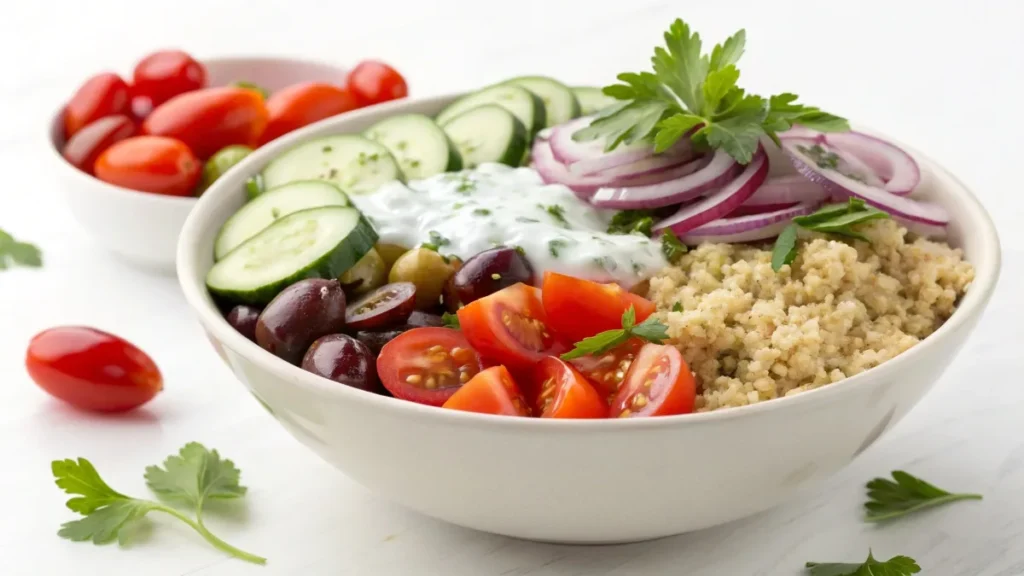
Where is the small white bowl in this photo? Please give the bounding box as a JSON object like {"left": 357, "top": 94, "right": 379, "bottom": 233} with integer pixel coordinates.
{"left": 48, "top": 56, "right": 349, "bottom": 273}
{"left": 178, "top": 94, "right": 1001, "bottom": 543}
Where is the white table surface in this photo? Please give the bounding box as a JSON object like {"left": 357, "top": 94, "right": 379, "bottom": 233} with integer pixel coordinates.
{"left": 2, "top": 1, "right": 1022, "bottom": 574}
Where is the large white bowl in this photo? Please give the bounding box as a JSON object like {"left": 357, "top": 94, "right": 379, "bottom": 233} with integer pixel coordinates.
{"left": 177, "top": 94, "right": 1001, "bottom": 543}
{"left": 49, "top": 56, "right": 349, "bottom": 273}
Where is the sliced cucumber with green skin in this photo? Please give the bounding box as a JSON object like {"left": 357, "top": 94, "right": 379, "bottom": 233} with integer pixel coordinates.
{"left": 441, "top": 105, "right": 529, "bottom": 168}
{"left": 206, "top": 206, "right": 377, "bottom": 305}
{"left": 436, "top": 84, "right": 545, "bottom": 138}
{"left": 261, "top": 135, "right": 403, "bottom": 196}
{"left": 573, "top": 86, "right": 619, "bottom": 116}
{"left": 505, "top": 76, "right": 580, "bottom": 127}
{"left": 214, "top": 180, "right": 350, "bottom": 261}
{"left": 365, "top": 114, "right": 462, "bottom": 180}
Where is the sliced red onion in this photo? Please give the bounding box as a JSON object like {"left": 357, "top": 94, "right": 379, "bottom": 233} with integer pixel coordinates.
{"left": 820, "top": 131, "right": 920, "bottom": 195}
{"left": 590, "top": 147, "right": 741, "bottom": 209}
{"left": 782, "top": 138, "right": 949, "bottom": 226}
{"left": 678, "top": 201, "right": 822, "bottom": 244}
{"left": 729, "top": 203, "right": 799, "bottom": 217}
{"left": 744, "top": 174, "right": 828, "bottom": 208}
{"left": 652, "top": 148, "right": 769, "bottom": 235}
{"left": 549, "top": 117, "right": 651, "bottom": 173}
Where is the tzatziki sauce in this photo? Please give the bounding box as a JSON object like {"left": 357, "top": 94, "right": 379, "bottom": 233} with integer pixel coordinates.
{"left": 348, "top": 163, "right": 667, "bottom": 287}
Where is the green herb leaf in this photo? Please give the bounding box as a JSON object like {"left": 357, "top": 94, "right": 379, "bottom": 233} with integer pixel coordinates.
{"left": 548, "top": 238, "right": 569, "bottom": 258}
{"left": 561, "top": 305, "right": 670, "bottom": 360}
{"left": 702, "top": 65, "right": 740, "bottom": 115}
{"left": 545, "top": 204, "right": 569, "bottom": 227}
{"left": 660, "top": 229, "right": 687, "bottom": 263}
{"left": 233, "top": 81, "right": 268, "bottom": 100}
{"left": 806, "top": 551, "right": 921, "bottom": 576}
{"left": 630, "top": 316, "right": 669, "bottom": 343}
{"left": 621, "top": 305, "right": 636, "bottom": 330}
{"left": 0, "top": 228, "right": 42, "bottom": 270}
{"left": 654, "top": 113, "right": 705, "bottom": 152}
{"left": 473, "top": 208, "right": 491, "bottom": 216}
{"left": 608, "top": 209, "right": 656, "bottom": 236}
{"left": 442, "top": 312, "right": 460, "bottom": 329}
{"left": 864, "top": 470, "right": 982, "bottom": 522}
{"left": 671, "top": 302, "right": 683, "bottom": 312}
{"left": 144, "top": 443, "right": 246, "bottom": 506}
{"left": 770, "top": 224, "right": 800, "bottom": 272}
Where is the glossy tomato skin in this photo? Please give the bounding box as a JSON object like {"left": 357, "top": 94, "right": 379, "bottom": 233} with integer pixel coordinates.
{"left": 346, "top": 61, "right": 408, "bottom": 106}
{"left": 542, "top": 271, "right": 656, "bottom": 344}
{"left": 531, "top": 357, "right": 605, "bottom": 418}
{"left": 569, "top": 337, "right": 644, "bottom": 402}
{"left": 94, "top": 136, "right": 201, "bottom": 196}
{"left": 442, "top": 366, "right": 531, "bottom": 416}
{"left": 377, "top": 327, "right": 483, "bottom": 406}
{"left": 26, "top": 327, "right": 162, "bottom": 412}
{"left": 259, "top": 83, "right": 359, "bottom": 145}
{"left": 610, "top": 344, "right": 696, "bottom": 418}
{"left": 457, "top": 283, "right": 566, "bottom": 371}
{"left": 61, "top": 115, "right": 137, "bottom": 174}
{"left": 142, "top": 87, "right": 268, "bottom": 159}
{"left": 132, "top": 50, "right": 207, "bottom": 107}
{"left": 64, "top": 73, "right": 131, "bottom": 139}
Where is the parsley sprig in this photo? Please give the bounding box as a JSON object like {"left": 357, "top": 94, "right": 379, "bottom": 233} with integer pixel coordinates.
{"left": 0, "top": 227, "right": 42, "bottom": 270}
{"left": 771, "top": 198, "right": 890, "bottom": 271}
{"left": 864, "top": 470, "right": 982, "bottom": 522}
{"left": 442, "top": 312, "right": 461, "bottom": 329}
{"left": 561, "top": 305, "right": 668, "bottom": 360}
{"left": 573, "top": 18, "right": 848, "bottom": 164}
{"left": 806, "top": 550, "right": 921, "bottom": 576}
{"left": 54, "top": 443, "right": 266, "bottom": 565}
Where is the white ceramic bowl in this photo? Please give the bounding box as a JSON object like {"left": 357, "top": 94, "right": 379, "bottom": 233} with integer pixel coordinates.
{"left": 48, "top": 56, "right": 349, "bottom": 273}
{"left": 177, "top": 94, "right": 1001, "bottom": 543}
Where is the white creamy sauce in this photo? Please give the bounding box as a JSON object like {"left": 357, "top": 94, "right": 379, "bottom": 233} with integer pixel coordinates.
{"left": 348, "top": 163, "right": 667, "bottom": 287}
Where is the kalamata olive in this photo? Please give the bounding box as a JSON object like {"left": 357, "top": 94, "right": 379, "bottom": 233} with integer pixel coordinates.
{"left": 301, "top": 334, "right": 379, "bottom": 393}
{"left": 451, "top": 247, "right": 534, "bottom": 307}
{"left": 255, "top": 278, "right": 346, "bottom": 364}
{"left": 226, "top": 305, "right": 261, "bottom": 341}
{"left": 355, "top": 328, "right": 408, "bottom": 356}
{"left": 407, "top": 311, "right": 444, "bottom": 328}
{"left": 345, "top": 282, "right": 416, "bottom": 331}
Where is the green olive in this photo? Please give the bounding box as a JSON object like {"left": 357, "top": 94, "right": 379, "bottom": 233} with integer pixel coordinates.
{"left": 388, "top": 248, "right": 456, "bottom": 309}
{"left": 375, "top": 243, "right": 410, "bottom": 271}
{"left": 197, "top": 145, "right": 253, "bottom": 195}
{"left": 339, "top": 249, "right": 387, "bottom": 297}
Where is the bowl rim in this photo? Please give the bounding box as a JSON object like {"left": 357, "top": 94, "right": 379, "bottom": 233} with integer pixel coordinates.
{"left": 177, "top": 92, "right": 1002, "bottom": 431}
{"left": 47, "top": 54, "right": 351, "bottom": 208}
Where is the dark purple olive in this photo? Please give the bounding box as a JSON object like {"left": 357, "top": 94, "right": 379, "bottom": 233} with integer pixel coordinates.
{"left": 355, "top": 328, "right": 408, "bottom": 356}
{"left": 301, "top": 334, "right": 379, "bottom": 393}
{"left": 345, "top": 282, "right": 416, "bottom": 331}
{"left": 226, "top": 305, "right": 261, "bottom": 342}
{"left": 255, "top": 278, "right": 347, "bottom": 364}
{"left": 406, "top": 310, "right": 444, "bottom": 328}
{"left": 448, "top": 246, "right": 534, "bottom": 308}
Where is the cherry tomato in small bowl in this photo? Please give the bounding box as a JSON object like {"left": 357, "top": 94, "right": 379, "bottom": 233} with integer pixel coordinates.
{"left": 457, "top": 283, "right": 566, "bottom": 371}
{"left": 142, "top": 86, "right": 268, "bottom": 159}
{"left": 259, "top": 82, "right": 359, "bottom": 145}
{"left": 63, "top": 72, "right": 131, "bottom": 139}
{"left": 61, "top": 115, "right": 137, "bottom": 174}
{"left": 377, "top": 327, "right": 483, "bottom": 406}
{"left": 94, "top": 135, "right": 201, "bottom": 196}
{"left": 442, "top": 366, "right": 531, "bottom": 416}
{"left": 610, "top": 344, "right": 696, "bottom": 418}
{"left": 132, "top": 49, "right": 207, "bottom": 107}
{"left": 529, "top": 357, "right": 606, "bottom": 419}
{"left": 26, "top": 326, "right": 162, "bottom": 412}
{"left": 346, "top": 60, "right": 408, "bottom": 106}
{"left": 542, "top": 272, "right": 656, "bottom": 344}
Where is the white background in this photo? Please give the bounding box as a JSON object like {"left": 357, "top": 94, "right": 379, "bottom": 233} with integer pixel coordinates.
{"left": 2, "top": 1, "right": 1023, "bottom": 574}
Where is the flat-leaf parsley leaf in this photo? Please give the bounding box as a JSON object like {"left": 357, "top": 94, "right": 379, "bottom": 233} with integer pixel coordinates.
{"left": 864, "top": 470, "right": 982, "bottom": 523}
{"left": 806, "top": 550, "right": 921, "bottom": 576}
{"left": 771, "top": 198, "right": 890, "bottom": 271}
{"left": 0, "top": 227, "right": 42, "bottom": 270}
{"left": 561, "top": 305, "right": 668, "bottom": 360}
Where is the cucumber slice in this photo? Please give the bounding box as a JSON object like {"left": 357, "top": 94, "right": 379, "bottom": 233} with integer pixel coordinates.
{"left": 436, "top": 84, "right": 545, "bottom": 138}
{"left": 366, "top": 114, "right": 462, "bottom": 180}
{"left": 505, "top": 76, "right": 580, "bottom": 127}
{"left": 441, "top": 105, "right": 528, "bottom": 168}
{"left": 213, "top": 180, "right": 350, "bottom": 261}
{"left": 206, "top": 206, "right": 377, "bottom": 305}
{"left": 261, "top": 135, "right": 403, "bottom": 196}
{"left": 572, "top": 86, "right": 619, "bottom": 116}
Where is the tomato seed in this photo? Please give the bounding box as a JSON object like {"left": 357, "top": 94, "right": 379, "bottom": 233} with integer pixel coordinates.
{"left": 632, "top": 394, "right": 648, "bottom": 408}
{"left": 406, "top": 374, "right": 422, "bottom": 384}
{"left": 618, "top": 409, "right": 632, "bottom": 418}
{"left": 425, "top": 376, "right": 437, "bottom": 389}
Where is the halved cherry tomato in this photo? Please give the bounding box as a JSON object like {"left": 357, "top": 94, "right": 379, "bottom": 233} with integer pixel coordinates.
{"left": 26, "top": 326, "right": 162, "bottom": 412}
{"left": 346, "top": 60, "right": 408, "bottom": 106}
{"left": 377, "top": 327, "right": 483, "bottom": 406}
{"left": 61, "top": 115, "right": 137, "bottom": 174}
{"left": 442, "top": 366, "right": 530, "bottom": 416}
{"left": 610, "top": 344, "right": 696, "bottom": 418}
{"left": 132, "top": 50, "right": 207, "bottom": 107}
{"left": 529, "top": 357, "right": 605, "bottom": 418}
{"left": 63, "top": 73, "right": 130, "bottom": 139}
{"left": 541, "top": 271, "right": 656, "bottom": 343}
{"left": 569, "top": 337, "right": 644, "bottom": 402}
{"left": 142, "top": 87, "right": 268, "bottom": 159}
{"left": 259, "top": 83, "right": 360, "bottom": 145}
{"left": 94, "top": 136, "right": 200, "bottom": 196}
{"left": 457, "top": 283, "right": 565, "bottom": 371}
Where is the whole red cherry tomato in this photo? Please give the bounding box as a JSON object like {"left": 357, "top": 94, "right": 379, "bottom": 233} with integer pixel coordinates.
{"left": 61, "top": 115, "right": 137, "bottom": 174}
{"left": 63, "top": 73, "right": 130, "bottom": 139}
{"left": 132, "top": 50, "right": 207, "bottom": 107}
{"left": 143, "top": 87, "right": 268, "bottom": 158}
{"left": 26, "top": 326, "right": 162, "bottom": 412}
{"left": 259, "top": 83, "right": 359, "bottom": 145}
{"left": 94, "top": 136, "right": 200, "bottom": 196}
{"left": 346, "top": 60, "right": 408, "bottom": 106}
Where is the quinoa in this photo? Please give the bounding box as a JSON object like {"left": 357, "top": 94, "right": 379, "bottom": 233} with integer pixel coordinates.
{"left": 646, "top": 220, "right": 974, "bottom": 412}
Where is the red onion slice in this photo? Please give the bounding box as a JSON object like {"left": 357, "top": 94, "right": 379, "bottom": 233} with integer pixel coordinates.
{"left": 820, "top": 131, "right": 921, "bottom": 195}
{"left": 744, "top": 174, "right": 828, "bottom": 207}
{"left": 678, "top": 201, "right": 822, "bottom": 244}
{"left": 549, "top": 116, "right": 651, "bottom": 174}
{"left": 590, "top": 147, "right": 741, "bottom": 209}
{"left": 730, "top": 203, "right": 799, "bottom": 217}
{"left": 652, "top": 148, "right": 769, "bottom": 235}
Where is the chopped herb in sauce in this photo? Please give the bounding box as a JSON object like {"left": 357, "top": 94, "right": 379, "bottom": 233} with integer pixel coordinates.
{"left": 455, "top": 176, "right": 476, "bottom": 194}
{"left": 473, "top": 208, "right": 492, "bottom": 216}
{"left": 328, "top": 168, "right": 339, "bottom": 179}
{"left": 396, "top": 141, "right": 408, "bottom": 151}
{"left": 548, "top": 239, "right": 569, "bottom": 258}
{"left": 452, "top": 202, "right": 465, "bottom": 209}
{"left": 421, "top": 230, "right": 451, "bottom": 252}
{"left": 799, "top": 144, "right": 839, "bottom": 170}
{"left": 322, "top": 145, "right": 333, "bottom": 153}
{"left": 516, "top": 217, "right": 539, "bottom": 224}
{"left": 544, "top": 204, "right": 570, "bottom": 227}
{"left": 608, "top": 209, "right": 655, "bottom": 236}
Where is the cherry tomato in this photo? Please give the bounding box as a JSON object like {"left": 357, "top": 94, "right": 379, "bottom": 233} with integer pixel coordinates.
{"left": 610, "top": 344, "right": 696, "bottom": 418}
{"left": 541, "top": 271, "right": 656, "bottom": 344}
{"left": 346, "top": 60, "right": 408, "bottom": 106}
{"left": 457, "top": 283, "right": 565, "bottom": 371}
{"left": 132, "top": 50, "right": 207, "bottom": 107}
{"left": 377, "top": 327, "right": 483, "bottom": 406}
{"left": 94, "top": 136, "right": 201, "bottom": 196}
{"left": 63, "top": 73, "right": 130, "bottom": 139}
{"left": 26, "top": 327, "right": 162, "bottom": 412}
{"left": 568, "top": 337, "right": 644, "bottom": 403}
{"left": 61, "top": 115, "right": 137, "bottom": 174}
{"left": 259, "top": 83, "right": 359, "bottom": 145}
{"left": 142, "top": 87, "right": 268, "bottom": 159}
{"left": 529, "top": 357, "right": 605, "bottom": 418}
{"left": 442, "top": 366, "right": 531, "bottom": 416}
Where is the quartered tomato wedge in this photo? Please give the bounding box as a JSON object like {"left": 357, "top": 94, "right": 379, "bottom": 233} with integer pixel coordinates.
{"left": 541, "top": 272, "right": 656, "bottom": 343}
{"left": 442, "top": 366, "right": 531, "bottom": 416}
{"left": 569, "top": 337, "right": 644, "bottom": 403}
{"left": 457, "top": 283, "right": 565, "bottom": 371}
{"left": 377, "top": 327, "right": 482, "bottom": 406}
{"left": 529, "top": 357, "right": 605, "bottom": 419}
{"left": 610, "top": 344, "right": 696, "bottom": 418}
